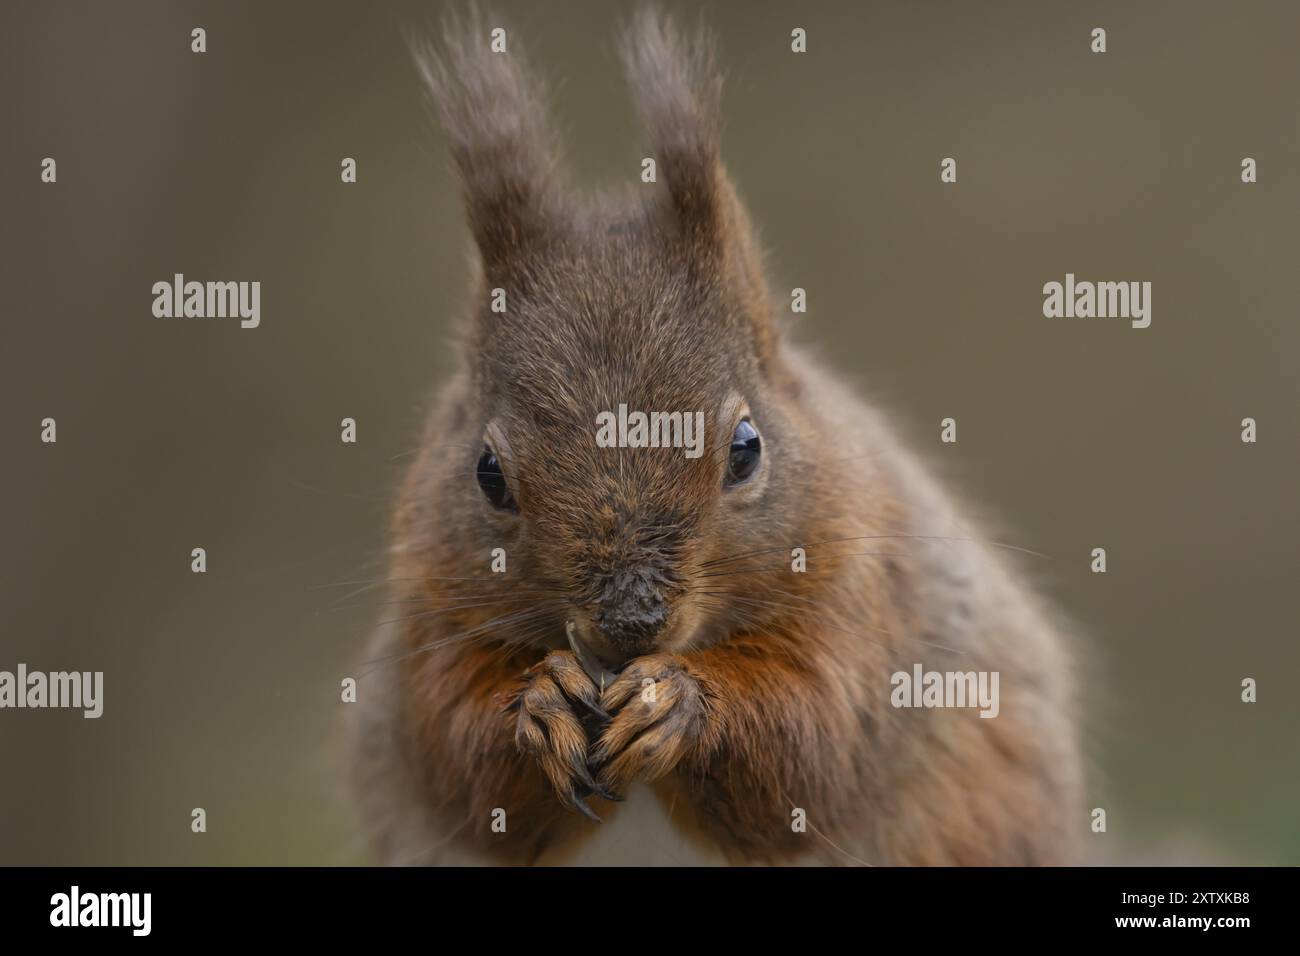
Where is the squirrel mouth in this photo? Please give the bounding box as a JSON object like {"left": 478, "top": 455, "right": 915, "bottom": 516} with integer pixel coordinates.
{"left": 565, "top": 621, "right": 622, "bottom": 692}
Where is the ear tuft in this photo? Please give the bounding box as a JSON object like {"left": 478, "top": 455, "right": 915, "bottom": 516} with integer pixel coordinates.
{"left": 620, "top": 6, "right": 725, "bottom": 241}
{"left": 411, "top": 4, "right": 561, "bottom": 273}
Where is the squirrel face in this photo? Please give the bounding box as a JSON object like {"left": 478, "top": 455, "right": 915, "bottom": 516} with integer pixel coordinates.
{"left": 418, "top": 10, "right": 808, "bottom": 667}
{"left": 468, "top": 198, "right": 787, "bottom": 667}
{"left": 475, "top": 257, "right": 769, "bottom": 665}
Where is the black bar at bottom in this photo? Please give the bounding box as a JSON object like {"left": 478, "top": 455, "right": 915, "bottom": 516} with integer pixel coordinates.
{"left": 0, "top": 866, "right": 1284, "bottom": 941}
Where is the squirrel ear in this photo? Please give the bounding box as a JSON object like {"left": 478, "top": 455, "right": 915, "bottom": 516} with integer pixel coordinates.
{"left": 621, "top": 7, "right": 728, "bottom": 249}
{"left": 412, "top": 7, "right": 561, "bottom": 277}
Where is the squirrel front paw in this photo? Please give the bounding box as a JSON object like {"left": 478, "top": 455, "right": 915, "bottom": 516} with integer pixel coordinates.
{"left": 590, "top": 654, "right": 711, "bottom": 796}
{"left": 510, "top": 650, "right": 617, "bottom": 821}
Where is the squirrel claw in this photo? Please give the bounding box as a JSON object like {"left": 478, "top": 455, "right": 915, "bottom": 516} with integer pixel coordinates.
{"left": 568, "top": 794, "right": 603, "bottom": 823}
{"left": 566, "top": 621, "right": 621, "bottom": 692}
{"left": 576, "top": 697, "right": 611, "bottom": 722}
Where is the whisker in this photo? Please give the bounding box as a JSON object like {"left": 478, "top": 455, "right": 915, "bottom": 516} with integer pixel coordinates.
{"left": 700, "top": 533, "right": 1048, "bottom": 570}
{"left": 695, "top": 550, "right": 917, "bottom": 579}
{"left": 376, "top": 597, "right": 564, "bottom": 630}
{"left": 360, "top": 607, "right": 558, "bottom": 674}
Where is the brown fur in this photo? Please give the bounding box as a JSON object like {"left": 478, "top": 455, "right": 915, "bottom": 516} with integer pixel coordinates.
{"left": 346, "top": 6, "right": 1082, "bottom": 865}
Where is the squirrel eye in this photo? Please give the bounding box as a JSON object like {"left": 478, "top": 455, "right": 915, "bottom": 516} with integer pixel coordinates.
{"left": 476, "top": 446, "right": 517, "bottom": 512}
{"left": 725, "top": 418, "right": 762, "bottom": 487}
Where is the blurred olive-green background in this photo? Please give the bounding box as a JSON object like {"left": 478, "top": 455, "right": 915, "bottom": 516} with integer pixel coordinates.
{"left": 2, "top": 0, "right": 1297, "bottom": 864}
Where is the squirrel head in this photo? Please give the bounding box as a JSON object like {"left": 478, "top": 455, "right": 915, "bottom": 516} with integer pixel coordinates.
{"left": 413, "top": 7, "right": 814, "bottom": 666}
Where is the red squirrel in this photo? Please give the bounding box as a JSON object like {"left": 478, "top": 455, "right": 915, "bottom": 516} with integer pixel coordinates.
{"left": 345, "top": 6, "right": 1082, "bottom": 865}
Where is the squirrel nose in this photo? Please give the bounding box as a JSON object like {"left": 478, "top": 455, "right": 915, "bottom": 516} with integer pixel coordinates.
{"left": 595, "top": 608, "right": 666, "bottom": 658}
{"left": 592, "top": 567, "right": 670, "bottom": 659}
